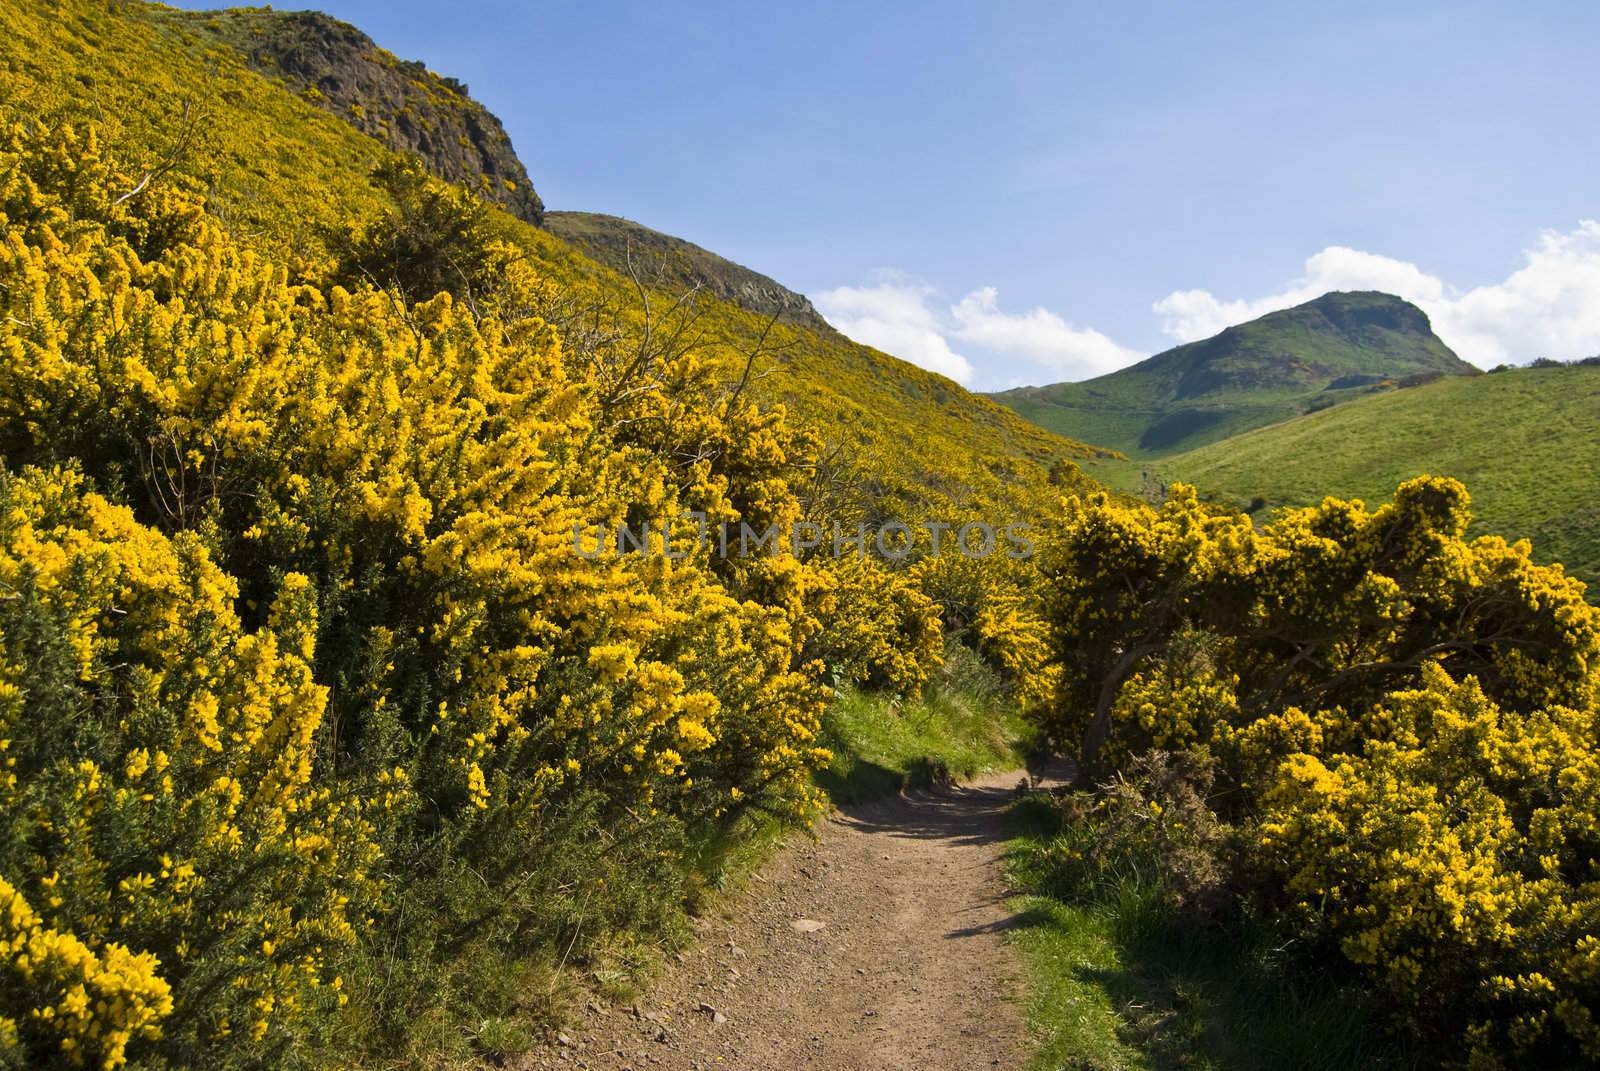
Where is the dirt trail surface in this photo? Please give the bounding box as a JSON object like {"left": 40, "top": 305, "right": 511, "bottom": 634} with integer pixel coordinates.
{"left": 523, "top": 769, "right": 1049, "bottom": 1071}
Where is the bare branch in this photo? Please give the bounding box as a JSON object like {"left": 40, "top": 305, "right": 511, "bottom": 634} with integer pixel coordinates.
{"left": 114, "top": 101, "right": 207, "bottom": 206}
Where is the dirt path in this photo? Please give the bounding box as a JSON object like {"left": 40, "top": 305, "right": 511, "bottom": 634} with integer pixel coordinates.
{"left": 524, "top": 768, "right": 1049, "bottom": 1071}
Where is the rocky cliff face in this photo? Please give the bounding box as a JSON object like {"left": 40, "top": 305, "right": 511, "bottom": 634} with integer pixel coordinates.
{"left": 195, "top": 9, "right": 544, "bottom": 225}
{"left": 191, "top": 9, "right": 834, "bottom": 329}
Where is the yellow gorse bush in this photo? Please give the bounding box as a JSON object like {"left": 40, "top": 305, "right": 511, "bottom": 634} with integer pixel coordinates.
{"left": 0, "top": 121, "right": 909, "bottom": 1067}
{"left": 1040, "top": 477, "right": 1597, "bottom": 773}
{"left": 0, "top": 466, "right": 377, "bottom": 1068}
{"left": 0, "top": 876, "right": 171, "bottom": 1071}
{"left": 1038, "top": 476, "right": 1600, "bottom": 1065}
{"left": 1257, "top": 665, "right": 1600, "bottom": 1065}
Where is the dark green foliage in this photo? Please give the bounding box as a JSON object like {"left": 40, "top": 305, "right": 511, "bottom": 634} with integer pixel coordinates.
{"left": 1005, "top": 774, "right": 1403, "bottom": 1071}
{"left": 329, "top": 158, "right": 497, "bottom": 301}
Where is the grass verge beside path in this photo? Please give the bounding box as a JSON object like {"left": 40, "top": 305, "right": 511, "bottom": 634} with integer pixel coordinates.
{"left": 1002, "top": 795, "right": 1404, "bottom": 1071}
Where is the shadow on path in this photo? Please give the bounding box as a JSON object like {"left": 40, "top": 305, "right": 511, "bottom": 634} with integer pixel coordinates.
{"left": 833, "top": 757, "right": 1074, "bottom": 848}
{"left": 834, "top": 780, "right": 1028, "bottom": 847}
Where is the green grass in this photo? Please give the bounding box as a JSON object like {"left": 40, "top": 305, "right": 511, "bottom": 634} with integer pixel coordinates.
{"left": 817, "top": 652, "right": 1031, "bottom": 804}
{"left": 1148, "top": 365, "right": 1600, "bottom": 587}
{"left": 1004, "top": 797, "right": 1400, "bottom": 1071}
{"left": 999, "top": 395, "right": 1311, "bottom": 462}
{"left": 1008, "top": 896, "right": 1150, "bottom": 1071}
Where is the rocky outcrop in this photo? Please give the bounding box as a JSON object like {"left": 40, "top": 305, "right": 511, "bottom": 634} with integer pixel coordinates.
{"left": 196, "top": 9, "right": 543, "bottom": 224}
{"left": 192, "top": 10, "right": 833, "bottom": 328}
{"left": 546, "top": 212, "right": 832, "bottom": 330}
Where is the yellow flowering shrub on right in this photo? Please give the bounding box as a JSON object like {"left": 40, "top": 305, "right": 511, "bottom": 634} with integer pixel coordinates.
{"left": 1258, "top": 666, "right": 1600, "bottom": 1064}
{"left": 1036, "top": 476, "right": 1600, "bottom": 1065}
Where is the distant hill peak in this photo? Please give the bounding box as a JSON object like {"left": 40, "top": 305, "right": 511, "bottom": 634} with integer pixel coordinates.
{"left": 187, "top": 7, "right": 544, "bottom": 224}
{"left": 991, "top": 290, "right": 1475, "bottom": 458}
{"left": 1295, "top": 289, "right": 1439, "bottom": 336}
{"left": 1198, "top": 291, "right": 1451, "bottom": 378}
{"left": 1146, "top": 291, "right": 1472, "bottom": 402}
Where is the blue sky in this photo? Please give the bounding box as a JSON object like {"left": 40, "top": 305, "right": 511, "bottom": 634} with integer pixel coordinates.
{"left": 179, "top": 0, "right": 1600, "bottom": 388}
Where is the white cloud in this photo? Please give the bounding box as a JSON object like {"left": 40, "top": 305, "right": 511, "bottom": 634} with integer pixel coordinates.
{"left": 815, "top": 277, "right": 1144, "bottom": 386}
{"left": 1154, "top": 222, "right": 1600, "bottom": 367}
{"left": 813, "top": 278, "right": 976, "bottom": 385}
{"left": 1439, "top": 222, "right": 1600, "bottom": 366}
{"left": 950, "top": 287, "right": 1142, "bottom": 378}
{"left": 1154, "top": 247, "right": 1447, "bottom": 343}
{"left": 818, "top": 221, "right": 1600, "bottom": 389}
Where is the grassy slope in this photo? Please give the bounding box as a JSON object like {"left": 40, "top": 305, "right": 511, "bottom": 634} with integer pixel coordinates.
{"left": 0, "top": 0, "right": 391, "bottom": 262}
{"left": 1147, "top": 366, "right": 1600, "bottom": 587}
{"left": 991, "top": 292, "right": 1473, "bottom": 459}
{"left": 2, "top": 0, "right": 1101, "bottom": 520}
{"left": 819, "top": 684, "right": 1028, "bottom": 804}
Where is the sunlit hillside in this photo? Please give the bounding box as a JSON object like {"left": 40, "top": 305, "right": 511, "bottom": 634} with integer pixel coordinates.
{"left": 0, "top": 0, "right": 1102, "bottom": 519}
{"left": 992, "top": 291, "right": 1474, "bottom": 457}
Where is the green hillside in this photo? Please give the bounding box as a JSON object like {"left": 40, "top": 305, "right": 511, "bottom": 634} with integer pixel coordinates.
{"left": 992, "top": 291, "right": 1475, "bottom": 457}
{"left": 1147, "top": 365, "right": 1600, "bottom": 586}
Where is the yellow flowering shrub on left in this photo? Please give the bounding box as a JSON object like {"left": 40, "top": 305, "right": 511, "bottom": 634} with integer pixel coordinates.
{"left": 0, "top": 876, "right": 170, "bottom": 1071}
{"left": 0, "top": 119, "right": 844, "bottom": 1064}
{"left": 808, "top": 555, "right": 943, "bottom": 694}
{"left": 0, "top": 467, "right": 379, "bottom": 1068}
